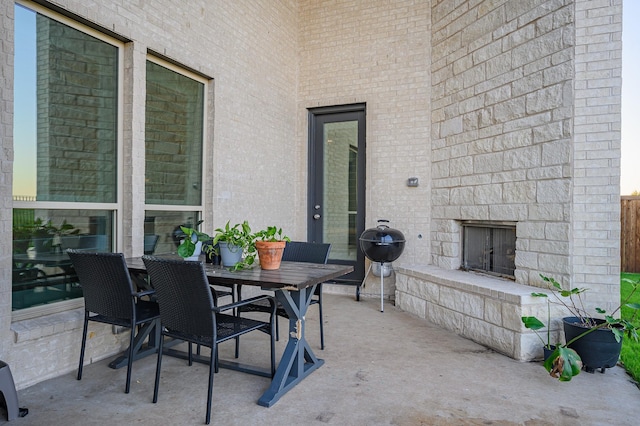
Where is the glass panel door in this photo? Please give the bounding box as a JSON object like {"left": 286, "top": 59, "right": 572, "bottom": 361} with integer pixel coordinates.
{"left": 309, "top": 105, "right": 365, "bottom": 283}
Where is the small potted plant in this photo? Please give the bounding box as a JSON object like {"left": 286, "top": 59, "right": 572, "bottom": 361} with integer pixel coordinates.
{"left": 176, "top": 221, "right": 210, "bottom": 260}
{"left": 252, "top": 226, "right": 290, "bottom": 270}
{"left": 528, "top": 274, "right": 639, "bottom": 381}
{"left": 212, "top": 221, "right": 255, "bottom": 270}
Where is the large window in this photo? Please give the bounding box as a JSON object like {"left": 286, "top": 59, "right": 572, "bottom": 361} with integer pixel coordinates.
{"left": 145, "top": 59, "right": 204, "bottom": 206}
{"left": 144, "top": 57, "right": 206, "bottom": 252}
{"left": 12, "top": 3, "right": 121, "bottom": 313}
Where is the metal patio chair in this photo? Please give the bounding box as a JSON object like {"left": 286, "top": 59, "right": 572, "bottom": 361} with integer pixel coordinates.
{"left": 141, "top": 256, "right": 276, "bottom": 425}
{"left": 68, "top": 250, "right": 160, "bottom": 394}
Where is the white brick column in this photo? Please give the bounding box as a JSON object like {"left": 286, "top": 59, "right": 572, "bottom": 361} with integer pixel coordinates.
{"left": 571, "top": 0, "right": 622, "bottom": 309}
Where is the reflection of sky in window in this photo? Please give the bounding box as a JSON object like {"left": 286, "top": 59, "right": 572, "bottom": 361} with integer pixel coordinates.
{"left": 13, "top": 4, "right": 36, "bottom": 198}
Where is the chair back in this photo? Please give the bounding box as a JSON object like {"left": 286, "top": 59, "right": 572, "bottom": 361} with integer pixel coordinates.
{"left": 282, "top": 241, "right": 331, "bottom": 264}
{"left": 67, "top": 250, "right": 136, "bottom": 320}
{"left": 142, "top": 256, "right": 215, "bottom": 338}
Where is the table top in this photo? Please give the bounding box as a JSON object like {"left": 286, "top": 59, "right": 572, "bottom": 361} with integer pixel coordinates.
{"left": 125, "top": 255, "right": 353, "bottom": 291}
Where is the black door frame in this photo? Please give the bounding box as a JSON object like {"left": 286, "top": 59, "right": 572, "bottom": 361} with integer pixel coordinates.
{"left": 307, "top": 103, "right": 366, "bottom": 283}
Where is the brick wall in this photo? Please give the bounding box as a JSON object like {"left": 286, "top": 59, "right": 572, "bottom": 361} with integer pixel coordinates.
{"left": 571, "top": 0, "right": 622, "bottom": 311}
{"left": 298, "top": 0, "right": 432, "bottom": 266}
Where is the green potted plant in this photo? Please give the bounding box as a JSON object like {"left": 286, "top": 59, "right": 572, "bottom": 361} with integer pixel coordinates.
{"left": 252, "top": 226, "right": 290, "bottom": 270}
{"left": 176, "top": 221, "right": 210, "bottom": 260}
{"left": 521, "top": 291, "right": 559, "bottom": 360}
{"left": 529, "top": 274, "right": 639, "bottom": 381}
{"left": 212, "top": 221, "right": 255, "bottom": 270}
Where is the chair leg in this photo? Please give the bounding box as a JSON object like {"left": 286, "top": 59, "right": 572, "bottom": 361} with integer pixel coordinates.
{"left": 153, "top": 334, "right": 165, "bottom": 403}
{"left": 318, "top": 292, "right": 325, "bottom": 350}
{"left": 77, "top": 313, "right": 89, "bottom": 380}
{"left": 234, "top": 334, "right": 240, "bottom": 359}
{"left": 275, "top": 314, "right": 279, "bottom": 341}
{"left": 125, "top": 322, "right": 135, "bottom": 393}
{"left": 205, "top": 344, "right": 216, "bottom": 425}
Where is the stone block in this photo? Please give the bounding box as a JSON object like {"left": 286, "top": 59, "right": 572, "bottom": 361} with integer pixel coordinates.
{"left": 473, "top": 184, "right": 502, "bottom": 205}
{"left": 428, "top": 304, "right": 464, "bottom": 334}
{"left": 439, "top": 287, "right": 484, "bottom": 319}
{"left": 463, "top": 316, "right": 515, "bottom": 357}
{"left": 518, "top": 332, "right": 544, "bottom": 361}
{"left": 484, "top": 297, "right": 502, "bottom": 326}
{"left": 395, "top": 292, "right": 426, "bottom": 319}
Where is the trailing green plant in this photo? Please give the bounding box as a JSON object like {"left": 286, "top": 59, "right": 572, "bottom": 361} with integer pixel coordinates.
{"left": 211, "top": 221, "right": 256, "bottom": 270}
{"left": 530, "top": 274, "right": 640, "bottom": 381}
{"left": 252, "top": 226, "right": 290, "bottom": 243}
{"left": 176, "top": 221, "right": 210, "bottom": 259}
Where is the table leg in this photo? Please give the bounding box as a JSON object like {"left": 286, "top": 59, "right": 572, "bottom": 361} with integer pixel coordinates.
{"left": 258, "top": 285, "right": 323, "bottom": 407}
{"left": 108, "top": 318, "right": 161, "bottom": 369}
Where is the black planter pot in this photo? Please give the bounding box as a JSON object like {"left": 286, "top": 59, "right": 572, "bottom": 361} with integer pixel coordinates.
{"left": 563, "top": 316, "right": 622, "bottom": 374}
{"left": 543, "top": 345, "right": 557, "bottom": 362}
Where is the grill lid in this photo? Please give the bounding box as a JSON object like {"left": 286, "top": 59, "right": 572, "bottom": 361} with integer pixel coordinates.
{"left": 359, "top": 219, "right": 406, "bottom": 263}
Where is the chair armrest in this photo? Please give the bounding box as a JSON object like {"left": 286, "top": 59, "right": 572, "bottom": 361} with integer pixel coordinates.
{"left": 213, "top": 294, "right": 275, "bottom": 314}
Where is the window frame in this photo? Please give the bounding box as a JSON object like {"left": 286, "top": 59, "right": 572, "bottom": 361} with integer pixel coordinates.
{"left": 12, "top": 1, "right": 125, "bottom": 321}
{"left": 143, "top": 55, "right": 208, "bottom": 227}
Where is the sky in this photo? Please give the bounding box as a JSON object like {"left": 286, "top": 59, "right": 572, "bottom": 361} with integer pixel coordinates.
{"left": 622, "top": 2, "right": 640, "bottom": 195}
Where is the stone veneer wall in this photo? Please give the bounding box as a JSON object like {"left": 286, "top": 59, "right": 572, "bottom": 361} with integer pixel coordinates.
{"left": 395, "top": 0, "right": 621, "bottom": 360}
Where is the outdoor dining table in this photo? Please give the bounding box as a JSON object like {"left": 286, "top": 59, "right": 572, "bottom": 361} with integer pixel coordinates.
{"left": 123, "top": 255, "right": 353, "bottom": 407}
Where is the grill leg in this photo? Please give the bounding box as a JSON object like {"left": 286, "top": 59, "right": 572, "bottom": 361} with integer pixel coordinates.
{"left": 380, "top": 264, "right": 384, "bottom": 312}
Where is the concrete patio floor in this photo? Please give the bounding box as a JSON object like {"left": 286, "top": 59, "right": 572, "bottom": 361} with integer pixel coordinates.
{"left": 7, "top": 291, "right": 640, "bottom": 425}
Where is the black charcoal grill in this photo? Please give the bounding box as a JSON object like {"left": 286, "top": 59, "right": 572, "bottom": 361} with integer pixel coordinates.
{"left": 359, "top": 219, "right": 406, "bottom": 312}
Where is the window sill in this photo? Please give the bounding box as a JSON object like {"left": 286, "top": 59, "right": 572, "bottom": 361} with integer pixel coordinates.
{"left": 11, "top": 308, "right": 84, "bottom": 344}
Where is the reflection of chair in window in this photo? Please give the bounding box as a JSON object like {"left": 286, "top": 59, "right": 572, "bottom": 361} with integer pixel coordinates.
{"left": 77, "top": 235, "right": 108, "bottom": 252}
{"left": 144, "top": 234, "right": 160, "bottom": 255}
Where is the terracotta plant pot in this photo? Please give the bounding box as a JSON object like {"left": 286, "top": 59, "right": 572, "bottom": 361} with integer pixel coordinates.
{"left": 255, "top": 241, "right": 286, "bottom": 270}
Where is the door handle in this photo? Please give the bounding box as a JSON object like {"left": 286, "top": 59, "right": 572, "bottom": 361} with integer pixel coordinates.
{"left": 313, "top": 214, "right": 321, "bottom": 220}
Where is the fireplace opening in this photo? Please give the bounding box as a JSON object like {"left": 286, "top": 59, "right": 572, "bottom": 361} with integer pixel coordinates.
{"left": 461, "top": 221, "right": 516, "bottom": 278}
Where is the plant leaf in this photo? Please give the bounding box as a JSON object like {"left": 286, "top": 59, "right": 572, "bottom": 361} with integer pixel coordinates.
{"left": 177, "top": 240, "right": 195, "bottom": 258}
{"left": 612, "top": 327, "right": 624, "bottom": 343}
{"left": 521, "top": 316, "right": 545, "bottom": 330}
{"left": 544, "top": 347, "right": 582, "bottom": 381}
{"left": 531, "top": 292, "right": 548, "bottom": 298}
